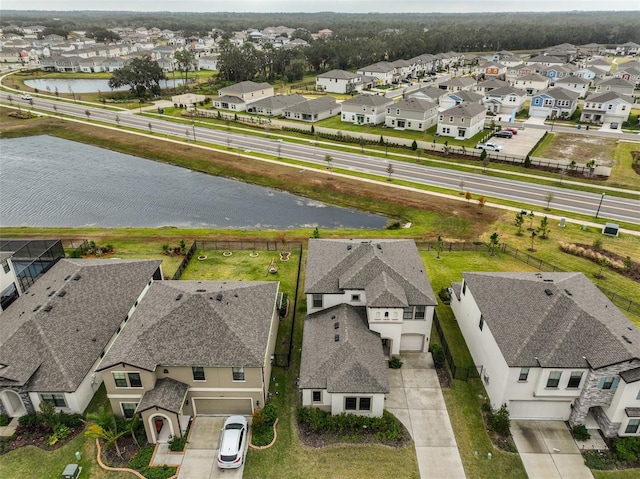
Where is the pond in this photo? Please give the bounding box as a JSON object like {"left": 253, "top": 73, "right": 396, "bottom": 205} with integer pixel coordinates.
{"left": 0, "top": 136, "right": 388, "bottom": 230}
{"left": 23, "top": 78, "right": 185, "bottom": 94}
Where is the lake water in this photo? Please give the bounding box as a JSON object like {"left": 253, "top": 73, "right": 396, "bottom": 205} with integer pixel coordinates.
{"left": 23, "top": 78, "right": 184, "bottom": 94}
{"left": 0, "top": 136, "right": 387, "bottom": 230}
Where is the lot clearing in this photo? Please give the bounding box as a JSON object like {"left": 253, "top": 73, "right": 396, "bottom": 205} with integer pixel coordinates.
{"left": 535, "top": 132, "right": 618, "bottom": 167}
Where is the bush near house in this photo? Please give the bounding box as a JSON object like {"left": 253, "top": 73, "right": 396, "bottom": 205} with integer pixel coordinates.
{"left": 584, "top": 437, "right": 640, "bottom": 470}
{"left": 251, "top": 403, "right": 278, "bottom": 447}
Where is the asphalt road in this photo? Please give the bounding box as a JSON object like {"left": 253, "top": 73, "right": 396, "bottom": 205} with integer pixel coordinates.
{"left": 6, "top": 95, "right": 640, "bottom": 226}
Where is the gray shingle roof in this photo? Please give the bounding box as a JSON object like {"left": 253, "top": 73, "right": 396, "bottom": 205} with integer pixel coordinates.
{"left": 248, "top": 94, "right": 306, "bottom": 109}
{"left": 444, "top": 91, "right": 484, "bottom": 103}
{"left": 216, "top": 95, "right": 245, "bottom": 104}
{"left": 462, "top": 272, "right": 640, "bottom": 369}
{"left": 517, "top": 73, "right": 549, "bottom": 82}
{"left": 597, "top": 77, "right": 635, "bottom": 88}
{"left": 585, "top": 91, "right": 631, "bottom": 103}
{"left": 0, "top": 259, "right": 161, "bottom": 392}
{"left": 440, "top": 102, "right": 486, "bottom": 118}
{"left": 485, "top": 85, "right": 526, "bottom": 97}
{"left": 342, "top": 95, "right": 394, "bottom": 108}
{"left": 389, "top": 98, "right": 436, "bottom": 113}
{"left": 136, "top": 378, "right": 189, "bottom": 414}
{"left": 540, "top": 88, "right": 580, "bottom": 101}
{"left": 98, "top": 281, "right": 279, "bottom": 371}
{"left": 620, "top": 367, "right": 640, "bottom": 384}
{"left": 317, "top": 69, "right": 359, "bottom": 80}
{"left": 284, "top": 96, "right": 336, "bottom": 114}
{"left": 299, "top": 304, "right": 389, "bottom": 393}
{"left": 220, "top": 80, "right": 272, "bottom": 94}
{"left": 556, "top": 76, "right": 589, "bottom": 85}
{"left": 305, "top": 239, "right": 436, "bottom": 306}
{"left": 442, "top": 77, "right": 477, "bottom": 88}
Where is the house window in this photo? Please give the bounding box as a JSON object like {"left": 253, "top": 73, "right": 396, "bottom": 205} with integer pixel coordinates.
{"left": 351, "top": 294, "right": 360, "bottom": 302}
{"left": 600, "top": 376, "right": 618, "bottom": 390}
{"left": 121, "top": 402, "right": 138, "bottom": 419}
{"left": 312, "top": 294, "right": 323, "bottom": 308}
{"left": 478, "top": 315, "right": 484, "bottom": 331}
{"left": 359, "top": 397, "right": 371, "bottom": 411}
{"left": 384, "top": 311, "right": 389, "bottom": 319}
{"left": 192, "top": 367, "right": 206, "bottom": 381}
{"left": 312, "top": 391, "right": 322, "bottom": 403}
{"left": 462, "top": 282, "right": 467, "bottom": 295}
{"left": 41, "top": 393, "right": 66, "bottom": 408}
{"left": 2, "top": 261, "right": 9, "bottom": 273}
{"left": 345, "top": 397, "right": 357, "bottom": 410}
{"left": 128, "top": 372, "right": 142, "bottom": 388}
{"left": 519, "top": 368, "right": 530, "bottom": 382}
{"left": 403, "top": 307, "right": 414, "bottom": 319}
{"left": 113, "top": 372, "right": 127, "bottom": 388}
{"left": 415, "top": 306, "right": 426, "bottom": 320}
{"left": 547, "top": 371, "right": 562, "bottom": 389}
{"left": 232, "top": 367, "right": 245, "bottom": 381}
{"left": 449, "top": 116, "right": 454, "bottom": 122}
{"left": 625, "top": 419, "right": 640, "bottom": 434}
{"left": 567, "top": 371, "right": 583, "bottom": 389}
{"left": 345, "top": 397, "right": 371, "bottom": 411}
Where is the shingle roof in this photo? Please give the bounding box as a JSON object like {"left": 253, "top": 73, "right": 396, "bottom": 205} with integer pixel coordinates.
{"left": 220, "top": 80, "right": 272, "bottom": 94}
{"left": 597, "top": 77, "right": 635, "bottom": 88}
{"left": 539, "top": 87, "right": 580, "bottom": 101}
{"left": 0, "top": 259, "right": 161, "bottom": 392}
{"left": 216, "top": 95, "right": 245, "bottom": 104}
{"left": 440, "top": 102, "right": 486, "bottom": 118}
{"left": 485, "top": 85, "right": 526, "bottom": 97}
{"left": 341, "top": 95, "right": 394, "bottom": 108}
{"left": 409, "top": 87, "right": 442, "bottom": 100}
{"left": 516, "top": 73, "right": 549, "bottom": 82}
{"left": 317, "top": 69, "right": 359, "bottom": 80}
{"left": 248, "top": 94, "right": 305, "bottom": 109}
{"left": 444, "top": 91, "right": 483, "bottom": 103}
{"left": 283, "top": 96, "right": 336, "bottom": 114}
{"left": 305, "top": 239, "right": 436, "bottom": 306}
{"left": 620, "top": 367, "right": 640, "bottom": 384}
{"left": 136, "top": 378, "right": 189, "bottom": 414}
{"left": 585, "top": 91, "right": 631, "bottom": 103}
{"left": 462, "top": 272, "right": 640, "bottom": 369}
{"left": 442, "top": 77, "right": 477, "bottom": 88}
{"left": 555, "top": 76, "right": 589, "bottom": 85}
{"left": 389, "top": 97, "right": 436, "bottom": 113}
{"left": 98, "top": 281, "right": 279, "bottom": 371}
{"left": 299, "top": 304, "right": 389, "bottom": 393}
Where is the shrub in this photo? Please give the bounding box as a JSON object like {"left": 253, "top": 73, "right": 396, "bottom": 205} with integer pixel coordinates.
{"left": 262, "top": 403, "right": 278, "bottom": 426}
{"left": 18, "top": 413, "right": 41, "bottom": 427}
{"left": 278, "top": 292, "right": 288, "bottom": 317}
{"left": 583, "top": 450, "right": 616, "bottom": 470}
{"left": 0, "top": 414, "right": 9, "bottom": 427}
{"left": 431, "top": 344, "right": 446, "bottom": 368}
{"left": 438, "top": 287, "right": 451, "bottom": 304}
{"left": 488, "top": 406, "right": 511, "bottom": 436}
{"left": 592, "top": 238, "right": 603, "bottom": 251}
{"left": 58, "top": 412, "right": 83, "bottom": 428}
{"left": 480, "top": 402, "right": 492, "bottom": 413}
{"left": 613, "top": 436, "right": 640, "bottom": 462}
{"left": 572, "top": 424, "right": 591, "bottom": 441}
{"left": 389, "top": 356, "right": 403, "bottom": 369}
{"left": 168, "top": 434, "right": 188, "bottom": 451}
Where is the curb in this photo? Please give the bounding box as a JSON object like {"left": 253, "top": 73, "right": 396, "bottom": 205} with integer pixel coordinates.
{"left": 249, "top": 418, "right": 279, "bottom": 450}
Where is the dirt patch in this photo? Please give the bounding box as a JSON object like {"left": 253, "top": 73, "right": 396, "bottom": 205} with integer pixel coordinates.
{"left": 537, "top": 133, "right": 618, "bottom": 167}
{"left": 101, "top": 435, "right": 140, "bottom": 468}
{"left": 436, "top": 366, "right": 452, "bottom": 388}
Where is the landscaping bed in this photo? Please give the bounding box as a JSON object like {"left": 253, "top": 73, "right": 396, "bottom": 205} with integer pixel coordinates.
{"left": 560, "top": 242, "right": 639, "bottom": 282}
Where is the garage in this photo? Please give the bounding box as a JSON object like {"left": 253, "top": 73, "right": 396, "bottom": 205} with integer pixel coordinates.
{"left": 529, "top": 108, "right": 548, "bottom": 118}
{"left": 192, "top": 398, "right": 253, "bottom": 416}
{"left": 508, "top": 400, "right": 571, "bottom": 420}
{"left": 400, "top": 333, "right": 425, "bottom": 352}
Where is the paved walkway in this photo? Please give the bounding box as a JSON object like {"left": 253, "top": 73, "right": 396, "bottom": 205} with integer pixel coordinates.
{"left": 387, "top": 353, "right": 466, "bottom": 479}
{"left": 511, "top": 420, "right": 594, "bottom": 479}
{"left": 0, "top": 417, "right": 18, "bottom": 437}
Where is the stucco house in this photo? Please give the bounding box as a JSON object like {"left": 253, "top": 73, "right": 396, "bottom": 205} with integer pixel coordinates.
{"left": 529, "top": 88, "right": 580, "bottom": 119}
{"left": 438, "top": 91, "right": 483, "bottom": 111}
{"left": 282, "top": 96, "right": 338, "bottom": 122}
{"left": 437, "top": 103, "right": 487, "bottom": 139}
{"left": 511, "top": 73, "right": 550, "bottom": 95}
{"left": 408, "top": 86, "right": 443, "bottom": 103}
{"left": 247, "top": 94, "right": 306, "bottom": 116}
{"left": 356, "top": 62, "right": 397, "bottom": 86}
{"left": 594, "top": 77, "right": 636, "bottom": 96}
{"left": 581, "top": 92, "right": 633, "bottom": 127}
{"left": 341, "top": 95, "right": 394, "bottom": 125}
{"left": 554, "top": 76, "right": 590, "bottom": 98}
{"left": 474, "top": 61, "right": 507, "bottom": 79}
{"left": 614, "top": 67, "right": 640, "bottom": 87}
{"left": 213, "top": 95, "right": 247, "bottom": 111}
{"left": 525, "top": 55, "right": 565, "bottom": 69}
{"left": 450, "top": 272, "right": 640, "bottom": 438}
{"left": 473, "top": 79, "right": 509, "bottom": 95}
{"left": 483, "top": 85, "right": 527, "bottom": 115}
{"left": 98, "top": 280, "right": 280, "bottom": 443}
{"left": 218, "top": 80, "right": 274, "bottom": 102}
{"left": 439, "top": 76, "right": 477, "bottom": 92}
{"left": 384, "top": 98, "right": 438, "bottom": 131}
{"left": 0, "top": 259, "right": 162, "bottom": 419}
{"left": 615, "top": 42, "right": 640, "bottom": 56}
{"left": 316, "top": 69, "right": 363, "bottom": 94}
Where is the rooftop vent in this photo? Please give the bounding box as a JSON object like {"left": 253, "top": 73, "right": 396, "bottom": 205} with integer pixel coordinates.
{"left": 33, "top": 305, "right": 41, "bottom": 312}
{"left": 196, "top": 289, "right": 206, "bottom": 292}
{"left": 543, "top": 279, "right": 553, "bottom": 282}
{"left": 334, "top": 334, "right": 340, "bottom": 342}
{"left": 73, "top": 275, "right": 81, "bottom": 281}
{"left": 58, "top": 291, "right": 66, "bottom": 297}
{"left": 216, "top": 293, "right": 223, "bottom": 301}
{"left": 334, "top": 322, "right": 340, "bottom": 329}
{"left": 234, "top": 293, "right": 238, "bottom": 298}
{"left": 48, "top": 291, "right": 55, "bottom": 297}
{"left": 564, "top": 289, "right": 572, "bottom": 296}
{"left": 544, "top": 289, "right": 553, "bottom": 296}
{"left": 347, "top": 245, "right": 352, "bottom": 250}
{"left": 43, "top": 305, "right": 53, "bottom": 312}
{"left": 64, "top": 275, "right": 71, "bottom": 280}
{"left": 622, "top": 335, "right": 633, "bottom": 344}
{"left": 175, "top": 294, "right": 183, "bottom": 301}
{"left": 376, "top": 244, "right": 382, "bottom": 250}
{"left": 331, "top": 315, "right": 336, "bottom": 320}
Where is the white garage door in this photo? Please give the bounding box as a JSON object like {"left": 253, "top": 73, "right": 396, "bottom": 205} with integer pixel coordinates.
{"left": 193, "top": 398, "right": 252, "bottom": 416}
{"left": 508, "top": 400, "right": 571, "bottom": 420}
{"left": 530, "top": 108, "right": 548, "bottom": 118}
{"left": 400, "top": 334, "right": 424, "bottom": 351}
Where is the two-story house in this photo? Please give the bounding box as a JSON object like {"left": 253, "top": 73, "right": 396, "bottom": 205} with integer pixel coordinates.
{"left": 483, "top": 85, "right": 527, "bottom": 115}
{"left": 473, "top": 79, "right": 509, "bottom": 95}
{"left": 554, "top": 76, "right": 590, "bottom": 98}
{"left": 340, "top": 95, "right": 394, "bottom": 125}
{"left": 218, "top": 80, "right": 274, "bottom": 103}
{"left": 437, "top": 102, "right": 487, "bottom": 138}
{"left": 450, "top": 272, "right": 640, "bottom": 438}
{"left": 439, "top": 76, "right": 477, "bottom": 92}
{"left": 316, "top": 69, "right": 363, "bottom": 94}
{"left": 580, "top": 92, "right": 633, "bottom": 127}
{"left": 438, "top": 91, "right": 483, "bottom": 111}
{"left": 529, "top": 88, "right": 580, "bottom": 119}
{"left": 474, "top": 61, "right": 507, "bottom": 80}
{"left": 511, "top": 73, "right": 550, "bottom": 95}
{"left": 300, "top": 239, "right": 437, "bottom": 417}
{"left": 356, "top": 62, "right": 397, "bottom": 86}
{"left": 98, "top": 280, "right": 280, "bottom": 443}
{"left": 384, "top": 98, "right": 438, "bottom": 131}
{"left": 594, "top": 77, "right": 636, "bottom": 96}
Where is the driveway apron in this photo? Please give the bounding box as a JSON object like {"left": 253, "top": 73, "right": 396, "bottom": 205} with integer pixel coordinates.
{"left": 387, "top": 353, "right": 466, "bottom": 479}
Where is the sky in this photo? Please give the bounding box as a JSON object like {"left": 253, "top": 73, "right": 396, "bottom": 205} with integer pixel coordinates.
{"left": 7, "top": 0, "right": 640, "bottom": 13}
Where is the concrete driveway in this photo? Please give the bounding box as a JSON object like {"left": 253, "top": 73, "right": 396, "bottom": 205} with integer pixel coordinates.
{"left": 511, "top": 420, "right": 593, "bottom": 479}
{"left": 386, "top": 353, "right": 466, "bottom": 479}
{"left": 177, "top": 416, "right": 246, "bottom": 479}
{"left": 490, "top": 125, "right": 546, "bottom": 156}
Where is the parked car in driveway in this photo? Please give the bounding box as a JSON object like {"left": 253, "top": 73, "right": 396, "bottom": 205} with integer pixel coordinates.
{"left": 493, "top": 130, "right": 513, "bottom": 138}
{"left": 505, "top": 127, "right": 518, "bottom": 135}
{"left": 217, "top": 416, "right": 248, "bottom": 469}
{"left": 475, "top": 142, "right": 503, "bottom": 151}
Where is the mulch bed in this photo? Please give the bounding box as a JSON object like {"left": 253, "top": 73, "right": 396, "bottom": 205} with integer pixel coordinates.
{"left": 3, "top": 424, "right": 83, "bottom": 453}
{"left": 101, "top": 435, "right": 141, "bottom": 468}
{"left": 436, "top": 366, "right": 452, "bottom": 388}
{"left": 479, "top": 412, "right": 518, "bottom": 453}
{"left": 573, "top": 244, "right": 640, "bottom": 283}
{"left": 296, "top": 421, "right": 412, "bottom": 449}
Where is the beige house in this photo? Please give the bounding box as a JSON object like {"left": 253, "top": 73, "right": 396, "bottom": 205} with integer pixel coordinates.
{"left": 384, "top": 98, "right": 438, "bottom": 131}
{"left": 98, "top": 280, "right": 280, "bottom": 443}
{"left": 512, "top": 73, "right": 550, "bottom": 95}
{"left": 437, "top": 103, "right": 487, "bottom": 139}
{"left": 218, "top": 80, "right": 274, "bottom": 102}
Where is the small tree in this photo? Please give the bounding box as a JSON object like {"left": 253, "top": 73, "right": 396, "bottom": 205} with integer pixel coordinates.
{"left": 411, "top": 139, "right": 418, "bottom": 151}
{"left": 459, "top": 177, "right": 465, "bottom": 195}
{"left": 312, "top": 227, "right": 320, "bottom": 238}
{"left": 480, "top": 149, "right": 489, "bottom": 171}
{"left": 488, "top": 231, "right": 500, "bottom": 256}
{"left": 379, "top": 135, "right": 385, "bottom": 146}
{"left": 435, "top": 235, "right": 444, "bottom": 259}
{"left": 527, "top": 210, "right": 535, "bottom": 230}
{"left": 324, "top": 154, "right": 333, "bottom": 172}
{"left": 386, "top": 162, "right": 394, "bottom": 181}
{"left": 544, "top": 192, "right": 554, "bottom": 210}
{"left": 115, "top": 115, "right": 120, "bottom": 126}
{"left": 524, "top": 155, "right": 532, "bottom": 168}
{"left": 514, "top": 212, "right": 524, "bottom": 236}
{"left": 624, "top": 256, "right": 633, "bottom": 274}
{"left": 537, "top": 216, "right": 550, "bottom": 239}
{"left": 465, "top": 191, "right": 472, "bottom": 204}
{"left": 85, "top": 109, "right": 91, "bottom": 120}
{"left": 148, "top": 122, "right": 153, "bottom": 133}
{"left": 568, "top": 160, "right": 577, "bottom": 173}
{"left": 478, "top": 196, "right": 486, "bottom": 208}
{"left": 597, "top": 257, "right": 610, "bottom": 278}
{"left": 529, "top": 231, "right": 537, "bottom": 252}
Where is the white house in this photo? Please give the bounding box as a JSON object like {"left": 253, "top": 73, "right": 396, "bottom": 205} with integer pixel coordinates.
{"left": 384, "top": 98, "right": 438, "bottom": 131}
{"left": 282, "top": 96, "right": 339, "bottom": 122}
{"left": 316, "top": 69, "right": 363, "bottom": 94}
{"left": 218, "top": 80, "right": 274, "bottom": 102}
{"left": 450, "top": 272, "right": 640, "bottom": 438}
{"left": 554, "top": 76, "right": 590, "bottom": 98}
{"left": 247, "top": 94, "right": 306, "bottom": 116}
{"left": 594, "top": 77, "right": 636, "bottom": 96}
{"left": 483, "top": 85, "right": 527, "bottom": 115}
{"left": 356, "top": 62, "right": 396, "bottom": 86}
{"left": 529, "top": 88, "right": 580, "bottom": 119}
{"left": 197, "top": 55, "right": 219, "bottom": 70}
{"left": 581, "top": 92, "right": 633, "bottom": 127}
{"left": 213, "top": 95, "right": 247, "bottom": 111}
{"left": 437, "top": 103, "right": 487, "bottom": 139}
{"left": 512, "top": 73, "right": 550, "bottom": 95}
{"left": 439, "top": 76, "right": 477, "bottom": 92}
{"left": 340, "top": 94, "right": 394, "bottom": 125}
{"left": 439, "top": 91, "right": 483, "bottom": 111}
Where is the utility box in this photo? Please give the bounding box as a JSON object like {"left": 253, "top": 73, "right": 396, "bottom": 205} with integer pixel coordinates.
{"left": 602, "top": 223, "right": 620, "bottom": 237}
{"left": 62, "top": 464, "right": 81, "bottom": 479}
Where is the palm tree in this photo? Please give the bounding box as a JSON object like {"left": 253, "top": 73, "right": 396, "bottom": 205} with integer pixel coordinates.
{"left": 85, "top": 407, "right": 127, "bottom": 459}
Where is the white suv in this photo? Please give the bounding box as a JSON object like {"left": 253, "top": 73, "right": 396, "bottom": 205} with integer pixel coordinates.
{"left": 475, "top": 142, "right": 503, "bottom": 152}
{"left": 21, "top": 93, "right": 32, "bottom": 100}
{"left": 217, "top": 416, "right": 248, "bottom": 469}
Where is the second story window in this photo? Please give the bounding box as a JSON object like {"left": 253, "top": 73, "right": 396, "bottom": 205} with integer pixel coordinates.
{"left": 312, "top": 294, "right": 323, "bottom": 308}
{"left": 546, "top": 371, "right": 562, "bottom": 389}
{"left": 232, "top": 367, "right": 245, "bottom": 381}
{"left": 113, "top": 372, "right": 127, "bottom": 388}
{"left": 192, "top": 367, "right": 205, "bottom": 381}
{"left": 128, "top": 372, "right": 142, "bottom": 388}
{"left": 519, "top": 368, "right": 530, "bottom": 381}
{"left": 567, "top": 371, "right": 583, "bottom": 389}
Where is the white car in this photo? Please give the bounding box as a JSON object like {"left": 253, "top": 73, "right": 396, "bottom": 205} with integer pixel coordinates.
{"left": 475, "top": 142, "right": 503, "bottom": 152}
{"left": 21, "top": 93, "right": 32, "bottom": 100}
{"left": 217, "top": 415, "right": 248, "bottom": 469}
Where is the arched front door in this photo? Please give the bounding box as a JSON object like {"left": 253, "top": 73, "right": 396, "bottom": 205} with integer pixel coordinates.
{"left": 1, "top": 390, "right": 27, "bottom": 417}
{"left": 148, "top": 413, "right": 175, "bottom": 443}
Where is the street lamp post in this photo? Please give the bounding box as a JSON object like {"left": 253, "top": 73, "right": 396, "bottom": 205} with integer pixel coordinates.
{"left": 595, "top": 193, "right": 605, "bottom": 219}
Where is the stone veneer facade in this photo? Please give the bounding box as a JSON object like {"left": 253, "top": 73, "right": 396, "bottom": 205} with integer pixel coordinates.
{"left": 0, "top": 386, "right": 36, "bottom": 416}
{"left": 569, "top": 359, "right": 640, "bottom": 438}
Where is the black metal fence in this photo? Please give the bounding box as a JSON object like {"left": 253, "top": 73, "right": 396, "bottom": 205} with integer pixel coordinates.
{"left": 416, "top": 240, "right": 489, "bottom": 253}
{"left": 432, "top": 311, "right": 482, "bottom": 381}
{"left": 172, "top": 241, "right": 197, "bottom": 280}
